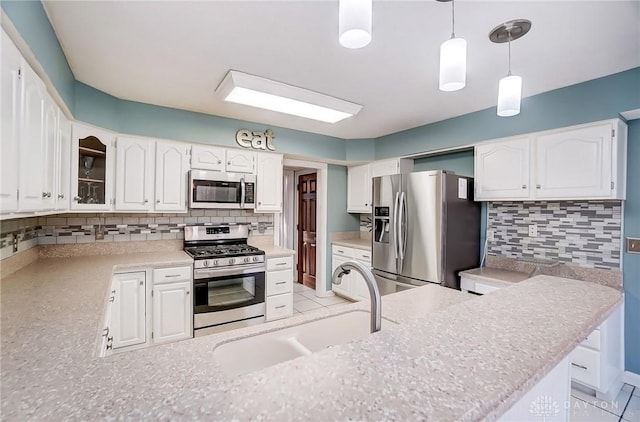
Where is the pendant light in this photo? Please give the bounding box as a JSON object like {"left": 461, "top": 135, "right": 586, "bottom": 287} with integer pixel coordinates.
{"left": 438, "top": 0, "right": 466, "bottom": 92}
{"left": 489, "top": 19, "right": 532, "bottom": 117}
{"left": 339, "top": 0, "right": 372, "bottom": 49}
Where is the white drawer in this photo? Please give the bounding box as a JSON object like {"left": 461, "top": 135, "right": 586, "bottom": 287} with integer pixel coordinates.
{"left": 266, "top": 256, "right": 294, "bottom": 271}
{"left": 332, "top": 245, "right": 353, "bottom": 258}
{"left": 266, "top": 293, "right": 293, "bottom": 321}
{"left": 474, "top": 282, "right": 501, "bottom": 295}
{"left": 354, "top": 249, "right": 371, "bottom": 262}
{"left": 581, "top": 329, "right": 601, "bottom": 351}
{"left": 153, "top": 266, "right": 191, "bottom": 284}
{"left": 571, "top": 345, "right": 601, "bottom": 388}
{"left": 460, "top": 276, "right": 475, "bottom": 293}
{"left": 266, "top": 269, "right": 293, "bottom": 296}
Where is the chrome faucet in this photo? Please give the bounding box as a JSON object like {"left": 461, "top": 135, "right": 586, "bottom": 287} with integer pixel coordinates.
{"left": 332, "top": 260, "right": 381, "bottom": 333}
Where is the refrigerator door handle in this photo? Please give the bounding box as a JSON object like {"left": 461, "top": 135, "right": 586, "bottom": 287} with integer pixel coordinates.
{"left": 393, "top": 191, "right": 400, "bottom": 261}
{"left": 400, "top": 191, "right": 408, "bottom": 261}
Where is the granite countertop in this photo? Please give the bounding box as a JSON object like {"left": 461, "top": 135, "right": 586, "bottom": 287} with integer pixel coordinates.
{"left": 459, "top": 267, "right": 530, "bottom": 287}
{"left": 332, "top": 238, "right": 372, "bottom": 251}
{"left": 0, "top": 253, "right": 622, "bottom": 421}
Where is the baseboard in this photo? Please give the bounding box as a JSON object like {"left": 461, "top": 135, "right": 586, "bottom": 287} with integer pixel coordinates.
{"left": 622, "top": 370, "right": 640, "bottom": 388}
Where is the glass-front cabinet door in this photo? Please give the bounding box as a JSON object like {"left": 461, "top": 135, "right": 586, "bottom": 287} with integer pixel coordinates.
{"left": 70, "top": 123, "right": 115, "bottom": 211}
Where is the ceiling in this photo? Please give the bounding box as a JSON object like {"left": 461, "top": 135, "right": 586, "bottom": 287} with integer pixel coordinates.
{"left": 43, "top": 1, "right": 640, "bottom": 140}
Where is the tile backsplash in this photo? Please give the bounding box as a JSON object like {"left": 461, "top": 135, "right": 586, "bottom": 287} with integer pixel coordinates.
{"left": 0, "top": 210, "right": 274, "bottom": 260}
{"left": 487, "top": 201, "right": 622, "bottom": 270}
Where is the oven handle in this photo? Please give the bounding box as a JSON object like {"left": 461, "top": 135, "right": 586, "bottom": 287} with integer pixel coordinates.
{"left": 240, "top": 177, "right": 246, "bottom": 208}
{"left": 194, "top": 264, "right": 265, "bottom": 280}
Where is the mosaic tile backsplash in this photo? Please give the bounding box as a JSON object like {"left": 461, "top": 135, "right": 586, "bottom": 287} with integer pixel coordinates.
{"left": 0, "top": 210, "right": 274, "bottom": 260}
{"left": 487, "top": 201, "right": 622, "bottom": 270}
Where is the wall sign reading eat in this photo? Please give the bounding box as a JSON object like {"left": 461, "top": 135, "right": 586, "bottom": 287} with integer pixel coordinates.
{"left": 236, "top": 129, "right": 276, "bottom": 151}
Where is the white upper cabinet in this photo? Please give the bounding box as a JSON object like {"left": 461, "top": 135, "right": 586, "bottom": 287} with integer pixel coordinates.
{"left": 115, "top": 136, "right": 155, "bottom": 211}
{"left": 191, "top": 144, "right": 225, "bottom": 171}
{"left": 55, "top": 110, "right": 71, "bottom": 210}
{"left": 71, "top": 123, "right": 116, "bottom": 211}
{"left": 535, "top": 124, "right": 613, "bottom": 199}
{"left": 474, "top": 119, "right": 627, "bottom": 201}
{"left": 0, "top": 29, "right": 21, "bottom": 213}
{"left": 474, "top": 137, "right": 531, "bottom": 200}
{"left": 370, "top": 158, "right": 413, "bottom": 178}
{"left": 155, "top": 141, "right": 190, "bottom": 211}
{"left": 255, "top": 152, "right": 283, "bottom": 213}
{"left": 18, "top": 61, "right": 47, "bottom": 212}
{"left": 226, "top": 149, "right": 256, "bottom": 174}
{"left": 41, "top": 92, "right": 58, "bottom": 211}
{"left": 347, "top": 164, "right": 371, "bottom": 213}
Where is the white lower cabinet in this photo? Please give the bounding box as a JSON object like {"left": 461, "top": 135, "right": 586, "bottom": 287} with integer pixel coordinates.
{"left": 105, "top": 265, "right": 193, "bottom": 355}
{"left": 111, "top": 271, "right": 147, "bottom": 349}
{"left": 153, "top": 281, "right": 192, "bottom": 344}
{"left": 331, "top": 244, "right": 371, "bottom": 301}
{"left": 265, "top": 255, "right": 294, "bottom": 321}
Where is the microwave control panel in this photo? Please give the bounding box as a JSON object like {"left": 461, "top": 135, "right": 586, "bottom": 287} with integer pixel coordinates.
{"left": 245, "top": 183, "right": 255, "bottom": 204}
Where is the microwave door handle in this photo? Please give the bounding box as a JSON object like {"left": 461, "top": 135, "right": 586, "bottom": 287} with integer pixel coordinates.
{"left": 240, "top": 177, "right": 246, "bottom": 208}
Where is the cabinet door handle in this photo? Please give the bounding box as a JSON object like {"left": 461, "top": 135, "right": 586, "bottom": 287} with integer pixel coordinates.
{"left": 58, "top": 194, "right": 65, "bottom": 199}
{"left": 337, "top": 250, "right": 344, "bottom": 254}
{"left": 521, "top": 185, "right": 527, "bottom": 189}
{"left": 275, "top": 262, "right": 287, "bottom": 266}
{"left": 164, "top": 274, "right": 181, "bottom": 278}
{"left": 275, "top": 281, "right": 287, "bottom": 285}
{"left": 571, "top": 362, "right": 588, "bottom": 370}
{"left": 275, "top": 305, "right": 286, "bottom": 309}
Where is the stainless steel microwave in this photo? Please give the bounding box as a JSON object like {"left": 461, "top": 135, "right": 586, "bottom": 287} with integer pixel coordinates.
{"left": 189, "top": 170, "right": 256, "bottom": 209}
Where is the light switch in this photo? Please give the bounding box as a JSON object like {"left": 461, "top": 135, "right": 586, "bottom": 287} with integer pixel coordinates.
{"left": 628, "top": 238, "right": 640, "bottom": 254}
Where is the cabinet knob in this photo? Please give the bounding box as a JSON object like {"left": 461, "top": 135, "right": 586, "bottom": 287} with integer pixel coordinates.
{"left": 58, "top": 194, "right": 65, "bottom": 199}
{"left": 536, "top": 184, "right": 541, "bottom": 189}
{"left": 156, "top": 200, "right": 161, "bottom": 204}
{"left": 521, "top": 185, "right": 527, "bottom": 189}
{"left": 144, "top": 199, "right": 149, "bottom": 204}
{"left": 42, "top": 192, "right": 51, "bottom": 198}
{"left": 73, "top": 196, "right": 81, "bottom": 202}
{"left": 258, "top": 201, "right": 262, "bottom": 205}
{"left": 139, "top": 281, "right": 143, "bottom": 286}
{"left": 227, "top": 161, "right": 231, "bottom": 165}
{"left": 218, "top": 160, "right": 222, "bottom": 164}
{"left": 186, "top": 291, "right": 190, "bottom": 295}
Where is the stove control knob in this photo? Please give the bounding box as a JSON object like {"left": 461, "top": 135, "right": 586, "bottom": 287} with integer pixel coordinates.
{"left": 253, "top": 256, "right": 260, "bottom": 262}
{"left": 213, "top": 260, "right": 219, "bottom": 266}
{"left": 244, "top": 257, "right": 250, "bottom": 263}
{"left": 203, "top": 260, "right": 210, "bottom": 267}
{"left": 229, "top": 258, "right": 235, "bottom": 265}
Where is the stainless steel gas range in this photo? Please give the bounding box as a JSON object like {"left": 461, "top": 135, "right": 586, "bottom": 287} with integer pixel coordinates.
{"left": 183, "top": 225, "right": 266, "bottom": 336}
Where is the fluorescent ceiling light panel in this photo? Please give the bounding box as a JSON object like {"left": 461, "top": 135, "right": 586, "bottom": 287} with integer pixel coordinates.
{"left": 216, "top": 71, "right": 362, "bottom": 123}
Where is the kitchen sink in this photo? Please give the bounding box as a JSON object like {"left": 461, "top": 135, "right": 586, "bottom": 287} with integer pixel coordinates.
{"left": 213, "top": 310, "right": 395, "bottom": 377}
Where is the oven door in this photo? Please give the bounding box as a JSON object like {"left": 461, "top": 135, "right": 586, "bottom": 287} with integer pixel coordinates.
{"left": 194, "top": 267, "right": 265, "bottom": 314}
{"left": 189, "top": 170, "right": 255, "bottom": 209}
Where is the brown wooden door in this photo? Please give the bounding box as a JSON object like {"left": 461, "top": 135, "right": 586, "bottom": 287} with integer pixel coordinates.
{"left": 297, "top": 173, "right": 317, "bottom": 289}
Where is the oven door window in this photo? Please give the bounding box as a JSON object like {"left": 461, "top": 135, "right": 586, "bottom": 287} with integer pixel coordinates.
{"left": 195, "top": 272, "right": 265, "bottom": 313}
{"left": 192, "top": 180, "right": 241, "bottom": 204}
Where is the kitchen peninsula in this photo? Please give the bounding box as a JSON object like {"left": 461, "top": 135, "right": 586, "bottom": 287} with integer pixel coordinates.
{"left": 0, "top": 252, "right": 622, "bottom": 420}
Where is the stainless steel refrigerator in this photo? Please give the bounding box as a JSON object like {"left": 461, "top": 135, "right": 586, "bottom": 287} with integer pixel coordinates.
{"left": 372, "top": 170, "right": 480, "bottom": 294}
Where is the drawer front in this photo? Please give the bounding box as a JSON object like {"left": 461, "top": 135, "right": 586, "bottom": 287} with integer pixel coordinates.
{"left": 266, "top": 269, "right": 293, "bottom": 296}
{"left": 266, "top": 293, "right": 293, "bottom": 321}
{"left": 266, "top": 256, "right": 294, "bottom": 271}
{"left": 460, "top": 276, "right": 476, "bottom": 293}
{"left": 581, "top": 329, "right": 601, "bottom": 351}
{"left": 571, "top": 345, "right": 601, "bottom": 388}
{"left": 153, "top": 266, "right": 192, "bottom": 284}
{"left": 354, "top": 249, "right": 371, "bottom": 262}
{"left": 474, "top": 282, "right": 500, "bottom": 295}
{"left": 332, "top": 245, "right": 354, "bottom": 258}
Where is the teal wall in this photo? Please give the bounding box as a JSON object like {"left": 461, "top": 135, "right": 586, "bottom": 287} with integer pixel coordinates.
{"left": 623, "top": 120, "right": 640, "bottom": 373}
{"left": 346, "top": 138, "right": 376, "bottom": 162}
{"left": 375, "top": 68, "right": 640, "bottom": 160}
{"left": 326, "top": 165, "right": 361, "bottom": 289}
{"left": 1, "top": 0, "right": 75, "bottom": 111}
{"left": 413, "top": 150, "right": 474, "bottom": 177}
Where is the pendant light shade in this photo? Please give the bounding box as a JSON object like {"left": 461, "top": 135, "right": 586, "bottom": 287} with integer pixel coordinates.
{"left": 489, "top": 19, "right": 532, "bottom": 117}
{"left": 339, "top": 0, "right": 372, "bottom": 49}
{"left": 497, "top": 75, "right": 522, "bottom": 117}
{"left": 439, "top": 37, "right": 467, "bottom": 91}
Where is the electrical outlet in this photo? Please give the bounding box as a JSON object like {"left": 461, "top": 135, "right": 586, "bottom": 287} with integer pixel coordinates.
{"left": 528, "top": 224, "right": 538, "bottom": 237}
{"left": 95, "top": 227, "right": 105, "bottom": 240}
{"left": 487, "top": 229, "right": 495, "bottom": 242}
{"left": 628, "top": 237, "right": 640, "bottom": 254}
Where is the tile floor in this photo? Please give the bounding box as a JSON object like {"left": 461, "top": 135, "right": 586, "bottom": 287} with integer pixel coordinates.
{"left": 292, "top": 282, "right": 352, "bottom": 314}
{"left": 570, "top": 383, "right": 639, "bottom": 421}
